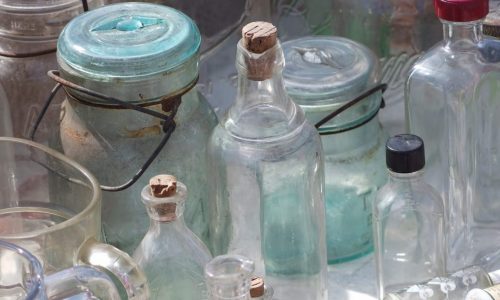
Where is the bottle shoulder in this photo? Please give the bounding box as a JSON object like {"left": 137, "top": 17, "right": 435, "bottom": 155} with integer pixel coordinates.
{"left": 407, "top": 42, "right": 500, "bottom": 91}
{"left": 209, "top": 117, "right": 322, "bottom": 158}
{"left": 133, "top": 224, "right": 212, "bottom": 265}
{"left": 375, "top": 179, "right": 444, "bottom": 216}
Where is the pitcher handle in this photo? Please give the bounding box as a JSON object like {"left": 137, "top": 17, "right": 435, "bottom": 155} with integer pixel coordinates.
{"left": 45, "top": 265, "right": 121, "bottom": 299}
{"left": 76, "top": 238, "right": 150, "bottom": 300}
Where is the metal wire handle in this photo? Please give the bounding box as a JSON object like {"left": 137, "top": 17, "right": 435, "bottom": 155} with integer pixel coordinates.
{"left": 314, "top": 83, "right": 388, "bottom": 135}
{"left": 30, "top": 70, "right": 181, "bottom": 192}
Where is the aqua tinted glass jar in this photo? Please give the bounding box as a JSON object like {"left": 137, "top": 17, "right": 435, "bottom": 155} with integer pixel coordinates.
{"left": 54, "top": 3, "right": 218, "bottom": 254}
{"left": 283, "top": 36, "right": 388, "bottom": 264}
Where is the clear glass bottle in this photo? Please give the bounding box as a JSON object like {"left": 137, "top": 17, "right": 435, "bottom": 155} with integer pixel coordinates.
{"left": 282, "top": 36, "right": 388, "bottom": 264}
{"left": 207, "top": 22, "right": 327, "bottom": 300}
{"left": 405, "top": 0, "right": 500, "bottom": 272}
{"left": 205, "top": 254, "right": 255, "bottom": 300}
{"left": 53, "top": 3, "right": 218, "bottom": 254}
{"left": 250, "top": 277, "right": 274, "bottom": 300}
{"left": 374, "top": 134, "right": 446, "bottom": 299}
{"left": 0, "top": 0, "right": 104, "bottom": 139}
{"left": 385, "top": 266, "right": 500, "bottom": 300}
{"left": 133, "top": 175, "right": 212, "bottom": 300}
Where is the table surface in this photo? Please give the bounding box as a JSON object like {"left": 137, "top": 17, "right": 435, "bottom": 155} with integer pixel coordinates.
{"left": 328, "top": 254, "right": 377, "bottom": 300}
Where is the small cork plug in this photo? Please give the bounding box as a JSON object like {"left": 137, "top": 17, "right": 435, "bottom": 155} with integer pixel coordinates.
{"left": 149, "top": 174, "right": 177, "bottom": 198}
{"left": 149, "top": 174, "right": 178, "bottom": 221}
{"left": 242, "top": 22, "right": 277, "bottom": 54}
{"left": 242, "top": 21, "right": 278, "bottom": 81}
{"left": 484, "top": 16, "right": 500, "bottom": 38}
{"left": 250, "top": 277, "right": 265, "bottom": 298}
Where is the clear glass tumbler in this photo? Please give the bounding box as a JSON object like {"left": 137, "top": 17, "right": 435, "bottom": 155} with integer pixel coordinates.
{"left": 0, "top": 137, "right": 149, "bottom": 299}
{"left": 0, "top": 239, "right": 120, "bottom": 299}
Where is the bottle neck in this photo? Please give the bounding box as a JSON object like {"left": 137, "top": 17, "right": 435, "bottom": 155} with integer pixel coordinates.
{"left": 146, "top": 202, "right": 185, "bottom": 224}
{"left": 388, "top": 169, "right": 425, "bottom": 184}
{"left": 224, "top": 41, "right": 303, "bottom": 139}
{"left": 442, "top": 20, "right": 483, "bottom": 50}
{"left": 205, "top": 255, "right": 254, "bottom": 300}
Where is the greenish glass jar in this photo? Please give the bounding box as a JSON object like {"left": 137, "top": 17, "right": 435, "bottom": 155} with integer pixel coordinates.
{"left": 54, "top": 3, "right": 218, "bottom": 254}
{"left": 283, "top": 36, "right": 388, "bottom": 264}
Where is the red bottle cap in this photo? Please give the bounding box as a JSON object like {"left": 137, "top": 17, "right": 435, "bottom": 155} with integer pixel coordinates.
{"left": 434, "top": 0, "right": 489, "bottom": 22}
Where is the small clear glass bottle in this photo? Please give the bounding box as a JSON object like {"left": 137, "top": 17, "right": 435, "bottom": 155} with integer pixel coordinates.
{"left": 133, "top": 175, "right": 212, "bottom": 300}
{"left": 405, "top": 0, "right": 500, "bottom": 271}
{"left": 205, "top": 255, "right": 255, "bottom": 300}
{"left": 282, "top": 36, "right": 388, "bottom": 264}
{"left": 386, "top": 266, "right": 500, "bottom": 300}
{"left": 207, "top": 22, "right": 327, "bottom": 300}
{"left": 374, "top": 134, "right": 446, "bottom": 299}
{"left": 250, "top": 277, "right": 274, "bottom": 300}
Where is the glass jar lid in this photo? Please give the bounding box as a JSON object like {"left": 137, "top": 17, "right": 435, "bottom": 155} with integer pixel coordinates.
{"left": 57, "top": 2, "right": 201, "bottom": 104}
{"left": 0, "top": 0, "right": 95, "bottom": 56}
{"left": 282, "top": 36, "right": 381, "bottom": 131}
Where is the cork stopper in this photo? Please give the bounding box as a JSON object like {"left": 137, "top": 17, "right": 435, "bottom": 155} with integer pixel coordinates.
{"left": 241, "top": 21, "right": 278, "bottom": 81}
{"left": 250, "top": 277, "right": 265, "bottom": 298}
{"left": 148, "top": 174, "right": 178, "bottom": 222}
{"left": 242, "top": 22, "right": 277, "bottom": 54}
{"left": 484, "top": 13, "right": 500, "bottom": 38}
{"left": 149, "top": 174, "right": 177, "bottom": 198}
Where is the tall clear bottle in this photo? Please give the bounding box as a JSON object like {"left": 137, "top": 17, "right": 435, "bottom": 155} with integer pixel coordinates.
{"left": 405, "top": 0, "right": 500, "bottom": 271}
{"left": 207, "top": 22, "right": 327, "bottom": 300}
{"left": 374, "top": 134, "right": 446, "bottom": 299}
{"left": 133, "top": 175, "right": 212, "bottom": 300}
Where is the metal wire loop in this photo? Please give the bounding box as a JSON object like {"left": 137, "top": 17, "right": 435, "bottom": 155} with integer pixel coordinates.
{"left": 314, "top": 83, "right": 388, "bottom": 135}
{"left": 30, "top": 70, "right": 182, "bottom": 192}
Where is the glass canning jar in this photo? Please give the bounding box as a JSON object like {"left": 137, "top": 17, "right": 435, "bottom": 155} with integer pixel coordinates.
{"left": 282, "top": 36, "right": 388, "bottom": 264}
{"left": 49, "top": 2, "right": 218, "bottom": 254}
{"left": 0, "top": 0, "right": 103, "bottom": 139}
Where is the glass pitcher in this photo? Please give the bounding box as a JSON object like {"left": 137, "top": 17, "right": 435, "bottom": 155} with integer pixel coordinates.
{"left": 282, "top": 36, "right": 388, "bottom": 264}
{"left": 0, "top": 240, "right": 121, "bottom": 299}
{"left": 0, "top": 0, "right": 104, "bottom": 139}
{"left": 43, "top": 2, "right": 218, "bottom": 254}
{"left": 0, "top": 137, "right": 149, "bottom": 299}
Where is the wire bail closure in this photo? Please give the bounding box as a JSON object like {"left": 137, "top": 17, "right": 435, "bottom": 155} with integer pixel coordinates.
{"left": 30, "top": 70, "right": 191, "bottom": 192}
{"left": 314, "top": 83, "right": 388, "bottom": 135}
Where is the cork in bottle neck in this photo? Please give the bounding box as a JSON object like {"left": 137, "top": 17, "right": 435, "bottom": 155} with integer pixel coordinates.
{"left": 240, "top": 21, "right": 279, "bottom": 81}
{"left": 142, "top": 175, "right": 186, "bottom": 222}
{"left": 250, "top": 277, "right": 265, "bottom": 298}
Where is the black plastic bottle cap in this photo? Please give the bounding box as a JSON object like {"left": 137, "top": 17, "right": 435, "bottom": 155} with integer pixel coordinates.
{"left": 386, "top": 134, "right": 425, "bottom": 173}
